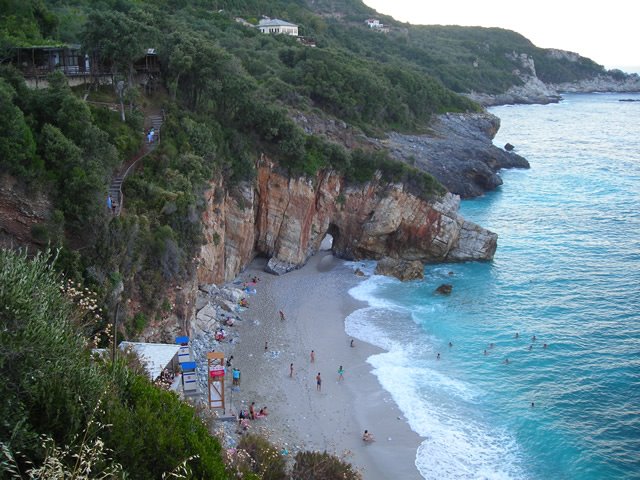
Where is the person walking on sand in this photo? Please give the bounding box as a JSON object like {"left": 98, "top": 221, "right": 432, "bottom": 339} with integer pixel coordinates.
{"left": 279, "top": 310, "right": 286, "bottom": 321}
{"left": 290, "top": 363, "right": 294, "bottom": 378}
{"left": 338, "top": 365, "right": 344, "bottom": 382}
{"left": 310, "top": 350, "right": 315, "bottom": 363}
{"left": 316, "top": 372, "right": 322, "bottom": 391}
{"left": 264, "top": 341, "right": 268, "bottom": 352}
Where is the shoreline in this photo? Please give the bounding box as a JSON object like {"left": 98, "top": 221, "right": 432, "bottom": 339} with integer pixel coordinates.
{"left": 225, "top": 252, "right": 423, "bottom": 479}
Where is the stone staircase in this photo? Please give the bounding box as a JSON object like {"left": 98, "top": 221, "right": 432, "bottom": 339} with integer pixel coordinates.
{"left": 108, "top": 112, "right": 163, "bottom": 216}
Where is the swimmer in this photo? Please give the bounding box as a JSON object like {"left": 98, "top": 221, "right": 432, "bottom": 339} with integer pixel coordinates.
{"left": 532, "top": 335, "right": 537, "bottom": 342}
{"left": 528, "top": 344, "right": 533, "bottom": 350}
{"left": 504, "top": 358, "right": 510, "bottom": 364}
{"left": 515, "top": 332, "right": 519, "bottom": 339}
{"left": 484, "top": 349, "right": 487, "bottom": 355}
{"left": 436, "top": 353, "right": 440, "bottom": 360}
{"left": 448, "top": 342, "right": 453, "bottom": 348}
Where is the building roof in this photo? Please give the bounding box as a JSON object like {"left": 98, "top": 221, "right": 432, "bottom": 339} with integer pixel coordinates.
{"left": 119, "top": 341, "right": 180, "bottom": 381}
{"left": 258, "top": 18, "right": 298, "bottom": 28}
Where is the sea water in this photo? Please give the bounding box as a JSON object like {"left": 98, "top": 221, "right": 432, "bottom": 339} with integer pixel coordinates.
{"left": 345, "top": 93, "right": 640, "bottom": 480}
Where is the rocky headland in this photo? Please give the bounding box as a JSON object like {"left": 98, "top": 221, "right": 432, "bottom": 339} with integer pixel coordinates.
{"left": 378, "top": 113, "right": 529, "bottom": 198}
{"left": 466, "top": 49, "right": 640, "bottom": 106}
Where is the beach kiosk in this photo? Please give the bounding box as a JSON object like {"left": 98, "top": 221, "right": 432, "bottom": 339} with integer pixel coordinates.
{"left": 181, "top": 361, "right": 198, "bottom": 393}
{"left": 207, "top": 352, "right": 225, "bottom": 412}
{"left": 175, "top": 336, "right": 192, "bottom": 363}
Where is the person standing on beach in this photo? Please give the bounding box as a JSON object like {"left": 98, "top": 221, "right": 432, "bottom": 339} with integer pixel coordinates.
{"left": 264, "top": 341, "right": 268, "bottom": 351}
{"left": 249, "top": 402, "right": 256, "bottom": 420}
{"left": 290, "top": 363, "right": 294, "bottom": 378}
{"left": 279, "top": 310, "right": 286, "bottom": 321}
{"left": 310, "top": 350, "right": 315, "bottom": 363}
{"left": 316, "top": 372, "right": 322, "bottom": 391}
{"left": 338, "top": 365, "right": 344, "bottom": 382}
{"left": 350, "top": 339, "right": 354, "bottom": 348}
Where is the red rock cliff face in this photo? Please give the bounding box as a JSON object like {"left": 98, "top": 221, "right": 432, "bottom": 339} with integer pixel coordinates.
{"left": 197, "top": 159, "right": 497, "bottom": 283}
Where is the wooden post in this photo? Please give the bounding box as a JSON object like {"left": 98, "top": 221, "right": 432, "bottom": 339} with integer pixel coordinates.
{"left": 207, "top": 352, "right": 225, "bottom": 413}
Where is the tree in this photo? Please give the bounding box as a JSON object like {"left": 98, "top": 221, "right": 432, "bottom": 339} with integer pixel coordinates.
{"left": 0, "top": 78, "right": 39, "bottom": 176}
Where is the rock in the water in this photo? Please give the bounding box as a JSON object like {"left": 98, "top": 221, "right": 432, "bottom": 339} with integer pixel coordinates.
{"left": 436, "top": 284, "right": 453, "bottom": 294}
{"left": 354, "top": 268, "right": 365, "bottom": 276}
{"left": 375, "top": 257, "right": 424, "bottom": 281}
{"left": 504, "top": 143, "right": 515, "bottom": 151}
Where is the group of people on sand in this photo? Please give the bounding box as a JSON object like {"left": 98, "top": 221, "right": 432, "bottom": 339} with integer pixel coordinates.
{"left": 237, "top": 402, "right": 268, "bottom": 431}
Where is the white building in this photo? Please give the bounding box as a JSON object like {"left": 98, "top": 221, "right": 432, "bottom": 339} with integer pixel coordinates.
{"left": 258, "top": 18, "right": 299, "bottom": 36}
{"left": 365, "top": 18, "right": 382, "bottom": 28}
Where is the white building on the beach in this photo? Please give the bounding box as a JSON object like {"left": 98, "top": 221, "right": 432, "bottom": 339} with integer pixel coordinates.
{"left": 257, "top": 18, "right": 299, "bottom": 36}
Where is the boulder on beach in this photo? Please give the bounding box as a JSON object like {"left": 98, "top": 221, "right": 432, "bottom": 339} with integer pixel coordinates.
{"left": 374, "top": 257, "right": 424, "bottom": 281}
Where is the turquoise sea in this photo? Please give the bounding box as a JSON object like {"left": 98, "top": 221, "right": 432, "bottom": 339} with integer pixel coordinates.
{"left": 345, "top": 93, "right": 640, "bottom": 479}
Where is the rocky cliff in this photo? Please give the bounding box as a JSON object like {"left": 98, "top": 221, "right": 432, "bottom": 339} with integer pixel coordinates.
{"left": 0, "top": 175, "right": 52, "bottom": 249}
{"left": 378, "top": 113, "right": 530, "bottom": 198}
{"left": 197, "top": 157, "right": 497, "bottom": 283}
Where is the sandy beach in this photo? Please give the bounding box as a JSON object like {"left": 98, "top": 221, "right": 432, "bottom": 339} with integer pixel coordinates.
{"left": 225, "top": 252, "right": 424, "bottom": 479}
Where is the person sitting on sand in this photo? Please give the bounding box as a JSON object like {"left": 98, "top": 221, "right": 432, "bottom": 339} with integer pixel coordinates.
{"left": 238, "top": 418, "right": 250, "bottom": 432}
{"left": 362, "top": 430, "right": 374, "bottom": 442}
{"left": 257, "top": 406, "right": 269, "bottom": 418}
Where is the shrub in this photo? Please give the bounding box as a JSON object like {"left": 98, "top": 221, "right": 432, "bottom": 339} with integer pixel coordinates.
{"left": 235, "top": 434, "right": 287, "bottom": 480}
{"left": 291, "top": 450, "right": 362, "bottom": 480}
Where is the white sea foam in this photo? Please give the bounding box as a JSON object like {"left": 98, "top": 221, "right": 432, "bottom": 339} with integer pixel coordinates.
{"left": 367, "top": 348, "right": 526, "bottom": 480}
{"left": 346, "top": 270, "right": 526, "bottom": 479}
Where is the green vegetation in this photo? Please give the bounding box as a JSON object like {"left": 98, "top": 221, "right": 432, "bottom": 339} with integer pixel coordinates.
{"left": 0, "top": 249, "right": 227, "bottom": 478}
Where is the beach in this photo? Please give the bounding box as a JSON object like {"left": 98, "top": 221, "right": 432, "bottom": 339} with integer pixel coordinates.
{"left": 225, "top": 251, "right": 423, "bottom": 479}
